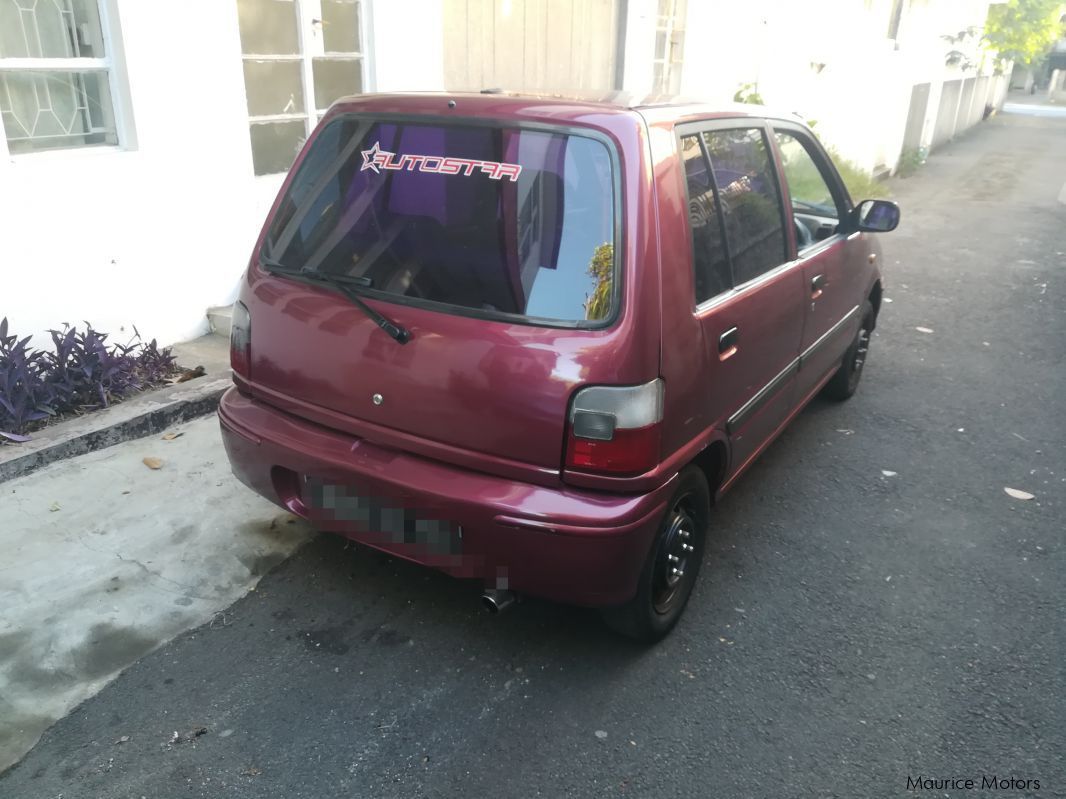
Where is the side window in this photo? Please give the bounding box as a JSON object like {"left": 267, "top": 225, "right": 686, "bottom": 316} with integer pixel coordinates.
{"left": 681, "top": 135, "right": 732, "bottom": 302}
{"left": 702, "top": 128, "right": 787, "bottom": 286}
{"left": 774, "top": 130, "right": 845, "bottom": 252}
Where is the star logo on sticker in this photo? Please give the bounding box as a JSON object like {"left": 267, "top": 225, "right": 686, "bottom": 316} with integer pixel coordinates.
{"left": 360, "top": 141, "right": 391, "bottom": 173}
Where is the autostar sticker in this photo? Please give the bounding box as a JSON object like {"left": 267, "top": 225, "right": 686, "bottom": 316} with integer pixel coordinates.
{"left": 359, "top": 140, "right": 523, "bottom": 182}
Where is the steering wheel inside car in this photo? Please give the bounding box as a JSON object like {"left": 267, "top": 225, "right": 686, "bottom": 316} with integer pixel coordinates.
{"left": 795, "top": 218, "right": 814, "bottom": 251}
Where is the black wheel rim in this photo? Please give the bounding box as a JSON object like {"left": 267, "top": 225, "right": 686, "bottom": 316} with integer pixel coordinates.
{"left": 848, "top": 319, "right": 872, "bottom": 391}
{"left": 652, "top": 497, "right": 698, "bottom": 615}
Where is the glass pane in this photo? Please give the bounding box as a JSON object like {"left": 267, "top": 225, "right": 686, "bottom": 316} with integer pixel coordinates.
{"left": 0, "top": 3, "right": 21, "bottom": 57}
{"left": 681, "top": 135, "right": 730, "bottom": 301}
{"left": 242, "top": 59, "right": 304, "bottom": 116}
{"left": 1, "top": 69, "right": 117, "bottom": 154}
{"left": 321, "top": 0, "right": 361, "bottom": 53}
{"left": 249, "top": 119, "right": 305, "bottom": 175}
{"left": 702, "top": 128, "right": 786, "bottom": 285}
{"left": 312, "top": 57, "right": 362, "bottom": 110}
{"left": 775, "top": 131, "right": 839, "bottom": 219}
{"left": 236, "top": 0, "right": 298, "bottom": 55}
{"left": 265, "top": 119, "right": 617, "bottom": 324}
{"left": 0, "top": 0, "right": 105, "bottom": 58}
{"left": 775, "top": 131, "right": 841, "bottom": 251}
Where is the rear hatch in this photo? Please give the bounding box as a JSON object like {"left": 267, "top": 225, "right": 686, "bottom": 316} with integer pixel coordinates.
{"left": 240, "top": 111, "right": 637, "bottom": 476}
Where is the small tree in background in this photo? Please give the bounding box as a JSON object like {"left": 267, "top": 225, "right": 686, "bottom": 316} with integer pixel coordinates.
{"left": 584, "top": 244, "right": 614, "bottom": 322}
{"left": 984, "top": 0, "right": 1065, "bottom": 66}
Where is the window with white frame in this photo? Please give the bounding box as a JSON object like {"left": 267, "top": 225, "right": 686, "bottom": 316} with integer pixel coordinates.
{"left": 0, "top": 0, "right": 120, "bottom": 154}
{"left": 652, "top": 0, "right": 686, "bottom": 95}
{"left": 237, "top": 0, "right": 366, "bottom": 176}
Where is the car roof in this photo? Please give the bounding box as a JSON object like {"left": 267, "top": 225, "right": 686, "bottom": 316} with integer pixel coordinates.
{"left": 330, "top": 90, "right": 807, "bottom": 126}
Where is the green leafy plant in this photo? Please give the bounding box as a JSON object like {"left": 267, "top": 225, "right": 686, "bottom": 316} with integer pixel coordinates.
{"left": 943, "top": 27, "right": 980, "bottom": 70}
{"left": 896, "top": 148, "right": 925, "bottom": 178}
{"left": 983, "top": 0, "right": 1065, "bottom": 66}
{"left": 733, "top": 83, "right": 764, "bottom": 105}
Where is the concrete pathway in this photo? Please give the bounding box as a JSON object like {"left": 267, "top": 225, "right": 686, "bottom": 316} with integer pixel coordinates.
{"left": 0, "top": 415, "right": 313, "bottom": 771}
{"left": 1003, "top": 102, "right": 1066, "bottom": 119}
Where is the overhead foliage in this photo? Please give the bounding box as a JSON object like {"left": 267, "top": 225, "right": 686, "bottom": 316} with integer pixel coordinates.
{"left": 983, "top": 0, "right": 1065, "bottom": 66}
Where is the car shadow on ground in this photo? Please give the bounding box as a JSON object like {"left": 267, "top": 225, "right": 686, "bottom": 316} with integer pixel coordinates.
{"left": 266, "top": 529, "right": 646, "bottom": 652}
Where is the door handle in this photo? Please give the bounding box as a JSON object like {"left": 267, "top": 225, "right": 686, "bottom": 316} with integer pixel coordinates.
{"left": 811, "top": 274, "right": 827, "bottom": 299}
{"left": 718, "top": 326, "right": 738, "bottom": 360}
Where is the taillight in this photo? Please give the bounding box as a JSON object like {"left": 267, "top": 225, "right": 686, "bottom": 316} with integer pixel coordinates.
{"left": 230, "top": 300, "right": 251, "bottom": 378}
{"left": 565, "top": 379, "right": 664, "bottom": 476}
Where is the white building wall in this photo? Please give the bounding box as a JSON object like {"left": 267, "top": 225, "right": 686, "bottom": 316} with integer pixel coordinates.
{"left": 1, "top": 0, "right": 285, "bottom": 349}
{"left": 1, "top": 0, "right": 445, "bottom": 350}
{"left": 676, "top": 0, "right": 1002, "bottom": 173}
{"left": 370, "top": 0, "right": 445, "bottom": 91}
{"left": 620, "top": 0, "right": 658, "bottom": 97}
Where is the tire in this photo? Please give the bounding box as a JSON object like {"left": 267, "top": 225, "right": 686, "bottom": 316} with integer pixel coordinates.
{"left": 601, "top": 466, "right": 710, "bottom": 644}
{"left": 823, "top": 300, "right": 875, "bottom": 402}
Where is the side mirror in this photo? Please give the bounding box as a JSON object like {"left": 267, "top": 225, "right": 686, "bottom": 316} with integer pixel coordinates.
{"left": 853, "top": 199, "right": 900, "bottom": 233}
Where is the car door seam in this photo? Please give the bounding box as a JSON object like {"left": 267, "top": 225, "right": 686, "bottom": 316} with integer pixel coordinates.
{"left": 799, "top": 304, "right": 860, "bottom": 368}
{"left": 726, "top": 357, "right": 801, "bottom": 434}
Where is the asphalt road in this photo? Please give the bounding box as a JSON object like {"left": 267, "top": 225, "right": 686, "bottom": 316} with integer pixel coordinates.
{"left": 3, "top": 106, "right": 1064, "bottom": 799}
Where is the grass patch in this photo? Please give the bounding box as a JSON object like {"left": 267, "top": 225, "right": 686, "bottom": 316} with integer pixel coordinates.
{"left": 827, "top": 148, "right": 891, "bottom": 200}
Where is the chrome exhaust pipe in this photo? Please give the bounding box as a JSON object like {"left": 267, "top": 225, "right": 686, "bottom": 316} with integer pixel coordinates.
{"left": 481, "top": 589, "right": 516, "bottom": 614}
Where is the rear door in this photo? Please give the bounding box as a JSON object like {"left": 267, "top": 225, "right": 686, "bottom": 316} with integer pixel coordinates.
{"left": 679, "top": 122, "right": 806, "bottom": 475}
{"left": 770, "top": 123, "right": 866, "bottom": 396}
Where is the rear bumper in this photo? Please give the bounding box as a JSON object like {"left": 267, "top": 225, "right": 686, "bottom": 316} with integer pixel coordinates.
{"left": 218, "top": 388, "right": 673, "bottom": 606}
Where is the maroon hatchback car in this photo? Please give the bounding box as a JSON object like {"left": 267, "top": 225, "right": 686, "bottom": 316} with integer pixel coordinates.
{"left": 219, "top": 91, "right": 899, "bottom": 642}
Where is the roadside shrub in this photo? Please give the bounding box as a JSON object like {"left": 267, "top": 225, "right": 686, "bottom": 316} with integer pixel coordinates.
{"left": 0, "top": 318, "right": 178, "bottom": 442}
{"left": 896, "top": 148, "right": 925, "bottom": 178}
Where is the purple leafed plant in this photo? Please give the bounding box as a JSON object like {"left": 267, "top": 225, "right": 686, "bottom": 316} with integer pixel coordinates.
{"left": 136, "top": 337, "right": 178, "bottom": 384}
{"left": 0, "top": 318, "right": 180, "bottom": 442}
{"left": 0, "top": 318, "right": 55, "bottom": 440}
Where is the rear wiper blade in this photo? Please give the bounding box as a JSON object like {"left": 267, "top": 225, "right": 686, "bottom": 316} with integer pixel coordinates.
{"left": 259, "top": 257, "right": 410, "bottom": 344}
{"left": 259, "top": 256, "right": 373, "bottom": 287}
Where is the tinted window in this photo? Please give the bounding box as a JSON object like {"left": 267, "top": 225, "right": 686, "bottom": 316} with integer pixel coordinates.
{"left": 266, "top": 118, "right": 616, "bottom": 324}
{"left": 774, "top": 130, "right": 843, "bottom": 251}
{"left": 681, "top": 135, "right": 731, "bottom": 302}
{"left": 702, "top": 128, "right": 787, "bottom": 285}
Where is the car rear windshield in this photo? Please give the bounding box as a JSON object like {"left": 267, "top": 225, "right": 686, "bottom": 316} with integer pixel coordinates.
{"left": 263, "top": 116, "right": 618, "bottom": 325}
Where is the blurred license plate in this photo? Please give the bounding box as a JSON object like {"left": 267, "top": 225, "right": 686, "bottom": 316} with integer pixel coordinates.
{"left": 304, "top": 478, "right": 461, "bottom": 555}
